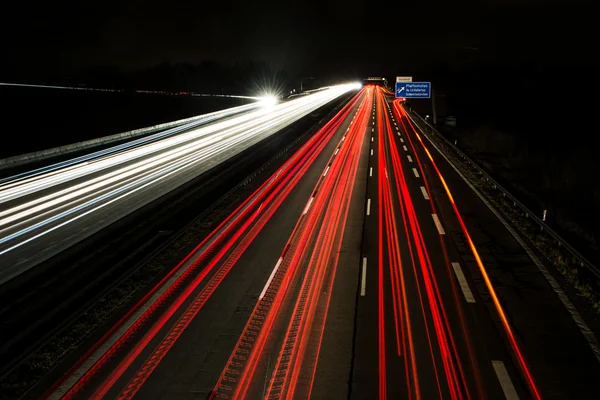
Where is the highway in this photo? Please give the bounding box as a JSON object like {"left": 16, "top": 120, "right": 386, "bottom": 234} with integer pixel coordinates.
{"left": 11, "top": 86, "right": 600, "bottom": 399}
{"left": 350, "top": 89, "right": 600, "bottom": 399}
{"left": 0, "top": 83, "right": 360, "bottom": 284}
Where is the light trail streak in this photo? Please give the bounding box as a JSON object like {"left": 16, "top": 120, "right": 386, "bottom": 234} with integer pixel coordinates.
{"left": 375, "top": 88, "right": 389, "bottom": 400}
{"left": 266, "top": 90, "right": 370, "bottom": 400}
{"left": 211, "top": 131, "right": 346, "bottom": 399}
{"left": 384, "top": 90, "right": 470, "bottom": 399}
{"left": 389, "top": 98, "right": 486, "bottom": 399}
{"left": 0, "top": 102, "right": 260, "bottom": 185}
{"left": 393, "top": 99, "right": 541, "bottom": 399}
{"left": 376, "top": 89, "right": 418, "bottom": 399}
{"left": 50, "top": 88, "right": 364, "bottom": 400}
{"left": 2, "top": 87, "right": 347, "bottom": 201}
{"left": 0, "top": 84, "right": 360, "bottom": 283}
{"left": 212, "top": 87, "right": 372, "bottom": 399}
{"left": 113, "top": 93, "right": 364, "bottom": 400}
{"left": 111, "top": 133, "right": 319, "bottom": 400}
{"left": 376, "top": 87, "right": 486, "bottom": 399}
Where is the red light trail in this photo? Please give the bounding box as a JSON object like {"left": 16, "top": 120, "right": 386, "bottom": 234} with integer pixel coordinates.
{"left": 392, "top": 97, "right": 541, "bottom": 399}
{"left": 211, "top": 87, "right": 373, "bottom": 399}
{"left": 42, "top": 84, "right": 547, "bottom": 400}
{"left": 373, "top": 87, "right": 496, "bottom": 399}
{"left": 52, "top": 89, "right": 365, "bottom": 400}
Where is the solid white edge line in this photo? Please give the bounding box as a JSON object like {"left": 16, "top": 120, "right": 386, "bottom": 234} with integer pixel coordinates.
{"left": 420, "top": 186, "right": 430, "bottom": 200}
{"left": 407, "top": 155, "right": 413, "bottom": 162}
{"left": 369, "top": 167, "right": 373, "bottom": 177}
{"left": 431, "top": 213, "right": 446, "bottom": 235}
{"left": 405, "top": 110, "right": 600, "bottom": 363}
{"left": 412, "top": 168, "right": 420, "bottom": 178}
{"left": 451, "top": 262, "right": 476, "bottom": 303}
{"left": 303, "top": 196, "right": 314, "bottom": 215}
{"left": 323, "top": 166, "right": 330, "bottom": 177}
{"left": 367, "top": 198, "right": 371, "bottom": 216}
{"left": 259, "top": 257, "right": 283, "bottom": 300}
{"left": 361, "top": 257, "right": 367, "bottom": 296}
{"left": 335, "top": 148, "right": 339, "bottom": 155}
{"left": 492, "top": 360, "right": 520, "bottom": 400}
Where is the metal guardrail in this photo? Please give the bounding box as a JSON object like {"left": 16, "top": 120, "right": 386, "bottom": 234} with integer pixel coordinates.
{"left": 0, "top": 111, "right": 231, "bottom": 171}
{"left": 404, "top": 107, "right": 600, "bottom": 280}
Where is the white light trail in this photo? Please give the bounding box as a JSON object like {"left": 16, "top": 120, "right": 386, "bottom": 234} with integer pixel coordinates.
{"left": 0, "top": 83, "right": 360, "bottom": 283}
{"left": 0, "top": 102, "right": 261, "bottom": 186}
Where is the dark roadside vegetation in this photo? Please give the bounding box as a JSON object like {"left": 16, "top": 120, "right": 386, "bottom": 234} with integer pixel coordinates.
{"left": 408, "top": 64, "right": 600, "bottom": 271}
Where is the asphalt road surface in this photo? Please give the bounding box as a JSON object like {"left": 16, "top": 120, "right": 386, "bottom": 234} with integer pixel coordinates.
{"left": 41, "top": 86, "right": 600, "bottom": 399}
{"left": 350, "top": 89, "right": 600, "bottom": 399}
{"left": 0, "top": 84, "right": 360, "bottom": 285}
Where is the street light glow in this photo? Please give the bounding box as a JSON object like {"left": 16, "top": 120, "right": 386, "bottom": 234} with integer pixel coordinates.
{"left": 257, "top": 95, "right": 278, "bottom": 107}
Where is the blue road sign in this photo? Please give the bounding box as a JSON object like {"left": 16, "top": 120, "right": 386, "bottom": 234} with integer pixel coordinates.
{"left": 395, "top": 82, "right": 431, "bottom": 98}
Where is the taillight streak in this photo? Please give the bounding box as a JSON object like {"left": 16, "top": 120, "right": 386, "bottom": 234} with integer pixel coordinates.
{"left": 391, "top": 99, "right": 485, "bottom": 399}
{"left": 393, "top": 99, "right": 541, "bottom": 399}
{"left": 211, "top": 90, "right": 370, "bottom": 399}
{"left": 377, "top": 90, "right": 420, "bottom": 399}
{"left": 393, "top": 102, "right": 485, "bottom": 398}
{"left": 53, "top": 90, "right": 364, "bottom": 400}
{"left": 269, "top": 92, "right": 371, "bottom": 399}
{"left": 113, "top": 95, "right": 365, "bottom": 399}
{"left": 380, "top": 90, "right": 465, "bottom": 399}
{"left": 113, "top": 119, "right": 342, "bottom": 400}
{"left": 376, "top": 91, "right": 388, "bottom": 400}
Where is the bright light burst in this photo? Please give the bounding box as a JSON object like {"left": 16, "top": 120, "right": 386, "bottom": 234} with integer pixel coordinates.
{"left": 257, "top": 95, "right": 279, "bottom": 107}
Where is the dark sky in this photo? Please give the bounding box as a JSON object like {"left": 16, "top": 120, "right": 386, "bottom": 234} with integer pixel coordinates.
{"left": 2, "top": 0, "right": 598, "bottom": 80}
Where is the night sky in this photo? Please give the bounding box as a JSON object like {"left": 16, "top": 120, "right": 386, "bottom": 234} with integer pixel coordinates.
{"left": 2, "top": 0, "right": 598, "bottom": 81}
